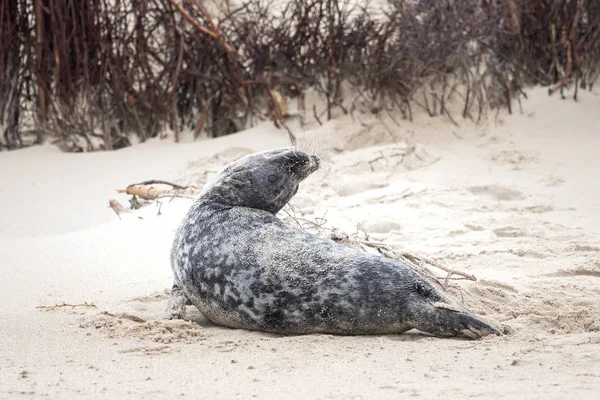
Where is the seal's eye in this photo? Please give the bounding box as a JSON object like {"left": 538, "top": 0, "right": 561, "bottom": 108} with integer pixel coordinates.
{"left": 267, "top": 175, "right": 279, "bottom": 184}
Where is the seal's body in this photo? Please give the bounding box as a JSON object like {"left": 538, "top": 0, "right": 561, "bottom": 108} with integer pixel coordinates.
{"left": 166, "top": 148, "right": 501, "bottom": 339}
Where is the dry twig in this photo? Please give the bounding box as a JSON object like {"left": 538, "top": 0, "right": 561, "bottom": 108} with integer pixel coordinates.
{"left": 108, "top": 199, "right": 131, "bottom": 220}
{"left": 37, "top": 302, "right": 97, "bottom": 310}
{"left": 281, "top": 205, "right": 477, "bottom": 290}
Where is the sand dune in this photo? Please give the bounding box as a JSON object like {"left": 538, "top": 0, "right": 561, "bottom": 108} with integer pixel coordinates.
{"left": 1, "top": 87, "right": 599, "bottom": 399}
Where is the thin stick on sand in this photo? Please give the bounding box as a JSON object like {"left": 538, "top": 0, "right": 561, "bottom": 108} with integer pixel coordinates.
{"left": 36, "top": 302, "right": 97, "bottom": 310}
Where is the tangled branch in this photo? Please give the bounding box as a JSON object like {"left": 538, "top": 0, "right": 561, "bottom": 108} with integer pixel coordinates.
{"left": 281, "top": 203, "right": 476, "bottom": 290}
{"left": 1, "top": 0, "right": 598, "bottom": 150}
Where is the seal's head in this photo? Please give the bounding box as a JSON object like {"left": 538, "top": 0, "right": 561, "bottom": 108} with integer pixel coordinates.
{"left": 202, "top": 148, "right": 320, "bottom": 214}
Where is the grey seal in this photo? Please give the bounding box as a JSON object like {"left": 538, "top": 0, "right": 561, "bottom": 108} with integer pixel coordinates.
{"left": 164, "top": 147, "right": 502, "bottom": 339}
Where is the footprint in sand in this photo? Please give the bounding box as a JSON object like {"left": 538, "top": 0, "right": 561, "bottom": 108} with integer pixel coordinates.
{"left": 359, "top": 219, "right": 403, "bottom": 234}
{"left": 467, "top": 185, "right": 525, "bottom": 201}
{"left": 492, "top": 226, "right": 528, "bottom": 238}
{"left": 545, "top": 267, "right": 600, "bottom": 278}
{"left": 568, "top": 244, "right": 600, "bottom": 252}
{"left": 489, "top": 149, "right": 538, "bottom": 170}
{"left": 542, "top": 175, "right": 566, "bottom": 187}
{"left": 118, "top": 345, "right": 172, "bottom": 355}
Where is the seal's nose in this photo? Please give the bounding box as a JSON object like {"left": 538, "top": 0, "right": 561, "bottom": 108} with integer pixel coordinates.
{"left": 310, "top": 154, "right": 320, "bottom": 169}
{"left": 286, "top": 150, "right": 320, "bottom": 176}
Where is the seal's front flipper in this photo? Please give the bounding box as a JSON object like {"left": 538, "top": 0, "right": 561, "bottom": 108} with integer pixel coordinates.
{"left": 410, "top": 301, "right": 502, "bottom": 339}
{"left": 162, "top": 283, "right": 190, "bottom": 320}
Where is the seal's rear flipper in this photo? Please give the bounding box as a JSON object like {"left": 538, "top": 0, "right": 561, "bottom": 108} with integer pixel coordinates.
{"left": 410, "top": 302, "right": 503, "bottom": 339}
{"left": 162, "top": 283, "right": 190, "bottom": 320}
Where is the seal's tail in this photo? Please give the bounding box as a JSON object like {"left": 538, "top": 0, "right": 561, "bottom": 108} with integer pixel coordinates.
{"left": 409, "top": 300, "right": 502, "bottom": 339}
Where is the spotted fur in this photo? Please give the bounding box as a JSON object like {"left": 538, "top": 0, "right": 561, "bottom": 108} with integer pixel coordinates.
{"left": 166, "top": 148, "right": 501, "bottom": 338}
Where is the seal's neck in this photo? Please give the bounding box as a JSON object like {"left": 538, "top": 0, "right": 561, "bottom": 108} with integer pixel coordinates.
{"left": 193, "top": 193, "right": 286, "bottom": 215}
{"left": 195, "top": 177, "right": 292, "bottom": 215}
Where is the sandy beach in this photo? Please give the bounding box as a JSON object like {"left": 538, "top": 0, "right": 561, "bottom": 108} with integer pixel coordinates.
{"left": 1, "top": 86, "right": 599, "bottom": 399}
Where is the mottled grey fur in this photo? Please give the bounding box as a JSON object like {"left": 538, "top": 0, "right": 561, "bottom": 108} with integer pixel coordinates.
{"left": 165, "top": 148, "right": 501, "bottom": 339}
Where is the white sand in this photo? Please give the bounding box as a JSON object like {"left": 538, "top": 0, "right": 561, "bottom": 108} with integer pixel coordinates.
{"left": 1, "top": 87, "right": 599, "bottom": 399}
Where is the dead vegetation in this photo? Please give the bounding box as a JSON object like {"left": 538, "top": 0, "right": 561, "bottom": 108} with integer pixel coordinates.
{"left": 1, "top": 0, "right": 599, "bottom": 151}
{"left": 36, "top": 302, "right": 97, "bottom": 310}
{"left": 281, "top": 203, "right": 477, "bottom": 293}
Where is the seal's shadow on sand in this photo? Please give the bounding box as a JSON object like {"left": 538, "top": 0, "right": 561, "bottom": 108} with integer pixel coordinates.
{"left": 184, "top": 307, "right": 218, "bottom": 328}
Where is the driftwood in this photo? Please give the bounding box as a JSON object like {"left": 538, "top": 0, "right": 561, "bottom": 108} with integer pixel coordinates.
{"left": 117, "top": 181, "right": 202, "bottom": 200}
{"left": 111, "top": 180, "right": 203, "bottom": 216}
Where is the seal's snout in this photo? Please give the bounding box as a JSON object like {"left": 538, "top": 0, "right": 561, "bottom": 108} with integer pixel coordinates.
{"left": 287, "top": 151, "right": 320, "bottom": 177}
{"left": 303, "top": 154, "right": 320, "bottom": 175}
{"left": 310, "top": 154, "right": 320, "bottom": 170}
